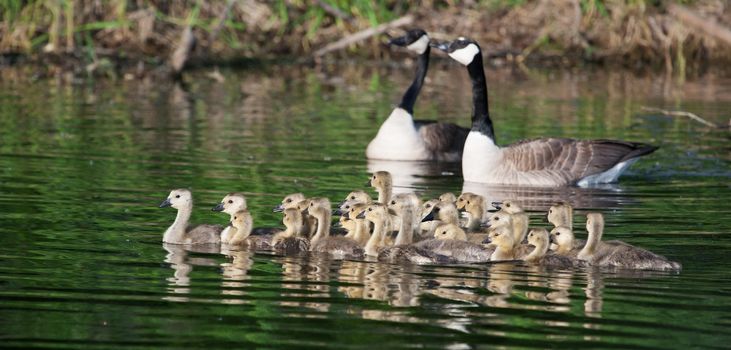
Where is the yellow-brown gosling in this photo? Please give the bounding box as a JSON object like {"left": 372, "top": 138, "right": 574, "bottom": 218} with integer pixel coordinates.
{"left": 433, "top": 223, "right": 467, "bottom": 241}
{"left": 211, "top": 192, "right": 247, "bottom": 243}
{"left": 577, "top": 213, "right": 681, "bottom": 271}
{"left": 228, "top": 210, "right": 270, "bottom": 250}
{"left": 274, "top": 193, "right": 316, "bottom": 237}
{"left": 367, "top": 171, "right": 393, "bottom": 204}
{"left": 547, "top": 202, "right": 573, "bottom": 230}
{"left": 306, "top": 197, "right": 364, "bottom": 259}
{"left": 523, "top": 228, "right": 580, "bottom": 268}
{"left": 457, "top": 192, "right": 486, "bottom": 232}
{"left": 271, "top": 208, "right": 310, "bottom": 255}
{"left": 159, "top": 189, "right": 223, "bottom": 245}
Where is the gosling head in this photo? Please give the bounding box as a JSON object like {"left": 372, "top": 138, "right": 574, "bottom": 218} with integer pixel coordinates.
{"left": 342, "top": 190, "right": 371, "bottom": 205}
{"left": 485, "top": 226, "right": 515, "bottom": 249}
{"left": 438, "top": 192, "right": 457, "bottom": 204}
{"left": 282, "top": 207, "right": 303, "bottom": 231}
{"left": 388, "top": 28, "right": 429, "bottom": 55}
{"left": 549, "top": 226, "right": 574, "bottom": 250}
{"left": 388, "top": 193, "right": 416, "bottom": 216}
{"left": 303, "top": 197, "right": 331, "bottom": 218}
{"left": 231, "top": 210, "right": 252, "bottom": 230}
{"left": 586, "top": 212, "right": 604, "bottom": 236}
{"left": 212, "top": 192, "right": 247, "bottom": 214}
{"left": 547, "top": 202, "right": 573, "bottom": 227}
{"left": 487, "top": 211, "right": 512, "bottom": 228}
{"left": 367, "top": 171, "right": 392, "bottom": 189}
{"left": 159, "top": 189, "right": 192, "bottom": 209}
{"left": 527, "top": 228, "right": 550, "bottom": 248}
{"left": 456, "top": 192, "right": 474, "bottom": 210}
{"left": 431, "top": 37, "right": 482, "bottom": 66}
{"left": 493, "top": 200, "right": 524, "bottom": 214}
{"left": 456, "top": 192, "right": 483, "bottom": 212}
{"left": 434, "top": 224, "right": 466, "bottom": 241}
{"left": 346, "top": 202, "right": 368, "bottom": 221}
{"left": 274, "top": 193, "right": 306, "bottom": 212}
{"left": 359, "top": 203, "right": 388, "bottom": 223}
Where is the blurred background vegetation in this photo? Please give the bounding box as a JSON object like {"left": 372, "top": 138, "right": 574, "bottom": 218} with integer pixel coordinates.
{"left": 1, "top": 0, "right": 730, "bottom": 78}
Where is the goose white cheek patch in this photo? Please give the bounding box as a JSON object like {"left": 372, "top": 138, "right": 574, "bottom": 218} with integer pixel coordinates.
{"left": 448, "top": 43, "right": 479, "bottom": 66}
{"left": 406, "top": 35, "right": 430, "bottom": 54}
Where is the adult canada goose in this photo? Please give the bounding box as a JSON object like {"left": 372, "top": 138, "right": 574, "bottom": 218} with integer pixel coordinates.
{"left": 578, "top": 213, "right": 681, "bottom": 271}
{"left": 366, "top": 29, "right": 469, "bottom": 162}
{"left": 211, "top": 192, "right": 247, "bottom": 243}
{"left": 305, "top": 197, "right": 364, "bottom": 259}
{"left": 229, "top": 210, "right": 271, "bottom": 249}
{"left": 431, "top": 38, "right": 658, "bottom": 186}
{"left": 159, "top": 189, "right": 223, "bottom": 244}
{"left": 271, "top": 208, "right": 310, "bottom": 255}
{"left": 523, "top": 228, "right": 580, "bottom": 268}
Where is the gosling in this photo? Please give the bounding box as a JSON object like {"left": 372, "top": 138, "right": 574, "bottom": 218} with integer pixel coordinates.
{"left": 159, "top": 189, "right": 223, "bottom": 245}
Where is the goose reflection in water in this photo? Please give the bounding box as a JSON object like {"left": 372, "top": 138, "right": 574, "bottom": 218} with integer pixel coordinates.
{"left": 219, "top": 247, "right": 255, "bottom": 305}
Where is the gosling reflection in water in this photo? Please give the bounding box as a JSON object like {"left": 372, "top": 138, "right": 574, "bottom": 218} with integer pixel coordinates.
{"left": 277, "top": 253, "right": 332, "bottom": 313}
{"left": 162, "top": 243, "right": 220, "bottom": 303}
{"left": 219, "top": 248, "right": 255, "bottom": 305}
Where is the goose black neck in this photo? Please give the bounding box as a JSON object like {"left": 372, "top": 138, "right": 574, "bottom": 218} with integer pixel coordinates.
{"left": 398, "top": 46, "right": 429, "bottom": 115}
{"left": 466, "top": 54, "right": 495, "bottom": 142}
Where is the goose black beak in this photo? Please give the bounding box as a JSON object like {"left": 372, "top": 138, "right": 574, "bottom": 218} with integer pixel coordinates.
{"left": 387, "top": 35, "right": 409, "bottom": 47}
{"left": 273, "top": 204, "right": 284, "bottom": 213}
{"left": 365, "top": 179, "right": 372, "bottom": 187}
{"left": 421, "top": 209, "right": 436, "bottom": 222}
{"left": 212, "top": 202, "right": 225, "bottom": 212}
{"left": 159, "top": 198, "right": 172, "bottom": 208}
{"left": 482, "top": 237, "right": 492, "bottom": 244}
{"left": 429, "top": 41, "right": 450, "bottom": 52}
{"left": 356, "top": 211, "right": 365, "bottom": 219}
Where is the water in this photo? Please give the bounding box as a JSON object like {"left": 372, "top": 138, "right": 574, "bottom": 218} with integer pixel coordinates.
{"left": 1, "top": 62, "right": 730, "bottom": 349}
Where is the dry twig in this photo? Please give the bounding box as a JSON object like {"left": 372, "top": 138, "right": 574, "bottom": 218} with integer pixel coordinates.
{"left": 641, "top": 106, "right": 719, "bottom": 128}
{"left": 313, "top": 15, "right": 413, "bottom": 57}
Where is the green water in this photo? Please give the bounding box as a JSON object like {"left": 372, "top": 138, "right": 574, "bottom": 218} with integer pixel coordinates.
{"left": 1, "top": 63, "right": 730, "bottom": 349}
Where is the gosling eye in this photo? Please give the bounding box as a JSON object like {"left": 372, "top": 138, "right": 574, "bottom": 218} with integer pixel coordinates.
{"left": 495, "top": 217, "right": 500, "bottom": 221}
{"left": 467, "top": 201, "right": 470, "bottom": 204}
{"left": 228, "top": 200, "right": 233, "bottom": 204}
{"left": 390, "top": 200, "right": 396, "bottom": 205}
{"left": 556, "top": 232, "right": 561, "bottom": 236}
{"left": 175, "top": 195, "right": 180, "bottom": 198}
{"left": 425, "top": 204, "right": 431, "bottom": 208}
{"left": 506, "top": 203, "right": 511, "bottom": 207}
{"left": 368, "top": 208, "right": 372, "bottom": 212}
{"left": 549, "top": 209, "right": 553, "bottom": 214}
{"left": 310, "top": 202, "right": 314, "bottom": 206}
{"left": 345, "top": 205, "right": 350, "bottom": 209}
{"left": 350, "top": 196, "right": 355, "bottom": 200}
{"left": 286, "top": 198, "right": 292, "bottom": 203}
{"left": 234, "top": 216, "right": 238, "bottom": 220}
{"left": 372, "top": 176, "right": 376, "bottom": 179}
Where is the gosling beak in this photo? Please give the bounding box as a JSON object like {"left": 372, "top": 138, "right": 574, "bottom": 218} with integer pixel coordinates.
{"left": 544, "top": 214, "right": 549, "bottom": 223}
{"left": 549, "top": 234, "right": 557, "bottom": 244}
{"left": 492, "top": 201, "right": 502, "bottom": 210}
{"left": 365, "top": 179, "right": 372, "bottom": 187}
{"left": 273, "top": 204, "right": 284, "bottom": 213}
{"left": 388, "top": 208, "right": 398, "bottom": 216}
{"left": 356, "top": 211, "right": 365, "bottom": 219}
{"left": 521, "top": 237, "right": 529, "bottom": 245}
{"left": 429, "top": 41, "right": 449, "bottom": 52}
{"left": 344, "top": 211, "right": 351, "bottom": 220}
{"left": 229, "top": 221, "right": 233, "bottom": 227}
{"left": 212, "top": 202, "right": 225, "bottom": 212}
{"left": 302, "top": 208, "right": 309, "bottom": 216}
{"left": 482, "top": 237, "right": 492, "bottom": 244}
{"left": 421, "top": 209, "right": 436, "bottom": 222}
{"left": 332, "top": 209, "right": 342, "bottom": 215}
{"left": 159, "top": 198, "right": 172, "bottom": 208}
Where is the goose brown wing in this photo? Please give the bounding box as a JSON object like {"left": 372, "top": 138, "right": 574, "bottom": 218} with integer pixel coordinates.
{"left": 416, "top": 121, "right": 469, "bottom": 160}
{"left": 187, "top": 224, "right": 224, "bottom": 244}
{"left": 503, "top": 138, "right": 657, "bottom": 179}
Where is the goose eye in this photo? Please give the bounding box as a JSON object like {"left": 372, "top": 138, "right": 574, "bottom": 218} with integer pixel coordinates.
{"left": 350, "top": 196, "right": 355, "bottom": 200}
{"left": 345, "top": 205, "right": 350, "bottom": 209}
{"left": 458, "top": 198, "right": 463, "bottom": 201}
{"left": 234, "top": 216, "right": 237, "bottom": 220}
{"left": 549, "top": 209, "right": 553, "bottom": 214}
{"left": 310, "top": 203, "right": 314, "bottom": 206}
{"left": 228, "top": 200, "right": 233, "bottom": 204}
{"left": 286, "top": 198, "right": 292, "bottom": 203}
{"left": 467, "top": 201, "right": 470, "bottom": 204}
{"left": 495, "top": 217, "right": 499, "bottom": 221}
{"left": 390, "top": 200, "right": 396, "bottom": 205}
{"left": 425, "top": 204, "right": 431, "bottom": 208}
{"left": 175, "top": 195, "right": 180, "bottom": 198}
{"left": 368, "top": 208, "right": 372, "bottom": 211}
{"left": 372, "top": 176, "right": 376, "bottom": 179}
{"left": 506, "top": 203, "right": 511, "bottom": 207}
{"left": 556, "top": 232, "right": 561, "bottom": 236}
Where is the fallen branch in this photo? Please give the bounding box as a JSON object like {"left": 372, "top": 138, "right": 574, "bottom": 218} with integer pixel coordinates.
{"left": 641, "top": 106, "right": 719, "bottom": 128}
{"left": 313, "top": 15, "right": 413, "bottom": 57}
{"left": 668, "top": 4, "right": 731, "bottom": 47}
